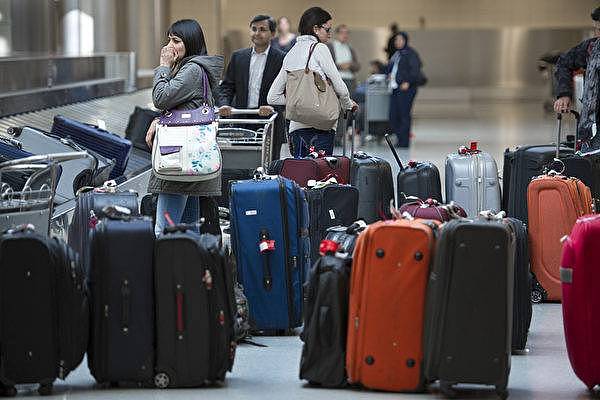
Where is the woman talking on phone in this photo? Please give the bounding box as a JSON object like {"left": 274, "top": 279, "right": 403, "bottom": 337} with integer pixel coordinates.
{"left": 145, "top": 19, "right": 224, "bottom": 236}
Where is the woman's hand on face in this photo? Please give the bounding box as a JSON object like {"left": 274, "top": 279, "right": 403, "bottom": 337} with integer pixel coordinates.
{"left": 146, "top": 118, "right": 158, "bottom": 149}
{"left": 160, "top": 45, "right": 177, "bottom": 67}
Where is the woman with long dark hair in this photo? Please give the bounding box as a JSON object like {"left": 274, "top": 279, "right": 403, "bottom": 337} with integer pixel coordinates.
{"left": 145, "top": 19, "right": 224, "bottom": 235}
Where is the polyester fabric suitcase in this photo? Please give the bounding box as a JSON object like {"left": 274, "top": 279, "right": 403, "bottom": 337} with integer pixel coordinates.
{"left": 398, "top": 198, "right": 467, "bottom": 222}
{"left": 0, "top": 227, "right": 88, "bottom": 396}
{"left": 306, "top": 183, "right": 358, "bottom": 262}
{"left": 154, "top": 229, "right": 236, "bottom": 388}
{"left": 87, "top": 213, "right": 155, "bottom": 385}
{"left": 385, "top": 134, "right": 443, "bottom": 205}
{"left": 527, "top": 173, "right": 592, "bottom": 302}
{"left": 324, "top": 221, "right": 367, "bottom": 256}
{"left": 423, "top": 217, "right": 514, "bottom": 399}
{"left": 7, "top": 126, "right": 114, "bottom": 201}
{"left": 68, "top": 186, "right": 139, "bottom": 273}
{"left": 300, "top": 246, "right": 351, "bottom": 387}
{"left": 346, "top": 218, "right": 438, "bottom": 392}
{"left": 125, "top": 106, "right": 161, "bottom": 152}
{"left": 51, "top": 115, "right": 132, "bottom": 179}
{"left": 504, "top": 217, "right": 532, "bottom": 353}
{"left": 230, "top": 176, "right": 310, "bottom": 331}
{"left": 561, "top": 214, "right": 600, "bottom": 390}
{"left": 217, "top": 168, "right": 253, "bottom": 208}
{"left": 445, "top": 142, "right": 501, "bottom": 217}
{"left": 350, "top": 151, "right": 394, "bottom": 222}
{"left": 268, "top": 155, "right": 351, "bottom": 188}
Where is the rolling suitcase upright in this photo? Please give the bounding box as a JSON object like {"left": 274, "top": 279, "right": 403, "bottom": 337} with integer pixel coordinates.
{"left": 350, "top": 151, "right": 394, "bottom": 222}
{"left": 125, "top": 106, "right": 161, "bottom": 152}
{"left": 86, "top": 210, "right": 155, "bottom": 385}
{"left": 0, "top": 226, "right": 88, "bottom": 396}
{"left": 306, "top": 182, "right": 358, "bottom": 262}
{"left": 423, "top": 216, "right": 514, "bottom": 399}
{"left": 154, "top": 227, "right": 236, "bottom": 388}
{"left": 300, "top": 240, "right": 352, "bottom": 387}
{"left": 561, "top": 214, "right": 600, "bottom": 390}
{"left": 527, "top": 172, "right": 592, "bottom": 302}
{"left": 385, "top": 134, "right": 442, "bottom": 205}
{"left": 445, "top": 142, "right": 501, "bottom": 217}
{"left": 346, "top": 218, "right": 438, "bottom": 392}
{"left": 229, "top": 175, "right": 310, "bottom": 331}
{"left": 51, "top": 115, "right": 132, "bottom": 179}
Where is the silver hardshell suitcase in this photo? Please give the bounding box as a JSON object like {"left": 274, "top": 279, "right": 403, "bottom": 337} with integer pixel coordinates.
{"left": 445, "top": 142, "right": 501, "bottom": 217}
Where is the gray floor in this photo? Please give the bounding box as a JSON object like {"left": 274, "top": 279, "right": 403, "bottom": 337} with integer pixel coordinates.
{"left": 27, "top": 100, "right": 594, "bottom": 398}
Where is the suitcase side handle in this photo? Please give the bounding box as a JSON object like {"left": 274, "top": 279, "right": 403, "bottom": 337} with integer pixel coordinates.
{"left": 259, "top": 229, "right": 274, "bottom": 291}
{"left": 384, "top": 134, "right": 405, "bottom": 171}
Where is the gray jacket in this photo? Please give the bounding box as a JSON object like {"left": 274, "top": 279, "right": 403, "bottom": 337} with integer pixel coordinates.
{"left": 148, "top": 55, "right": 224, "bottom": 196}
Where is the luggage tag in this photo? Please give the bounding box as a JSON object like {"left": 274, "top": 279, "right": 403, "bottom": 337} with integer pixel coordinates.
{"left": 97, "top": 119, "right": 107, "bottom": 131}
{"left": 259, "top": 238, "right": 275, "bottom": 253}
{"left": 319, "top": 239, "right": 339, "bottom": 256}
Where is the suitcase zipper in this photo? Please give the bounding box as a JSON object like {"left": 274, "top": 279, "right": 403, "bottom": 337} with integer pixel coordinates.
{"left": 278, "top": 178, "right": 295, "bottom": 328}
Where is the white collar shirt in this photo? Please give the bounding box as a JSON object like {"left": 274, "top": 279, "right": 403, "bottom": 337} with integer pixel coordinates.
{"left": 247, "top": 45, "right": 270, "bottom": 109}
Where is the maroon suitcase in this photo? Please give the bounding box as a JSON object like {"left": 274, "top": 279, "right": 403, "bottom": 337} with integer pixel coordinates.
{"left": 267, "top": 156, "right": 350, "bottom": 188}
{"left": 397, "top": 198, "right": 467, "bottom": 222}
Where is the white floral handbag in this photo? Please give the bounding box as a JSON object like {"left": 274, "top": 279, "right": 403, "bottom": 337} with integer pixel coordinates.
{"left": 152, "top": 70, "right": 221, "bottom": 182}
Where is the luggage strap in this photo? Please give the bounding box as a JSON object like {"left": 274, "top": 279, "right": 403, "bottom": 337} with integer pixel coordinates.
{"left": 259, "top": 230, "right": 274, "bottom": 291}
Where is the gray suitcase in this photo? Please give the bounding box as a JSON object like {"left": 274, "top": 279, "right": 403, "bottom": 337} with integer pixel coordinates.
{"left": 445, "top": 142, "right": 501, "bottom": 217}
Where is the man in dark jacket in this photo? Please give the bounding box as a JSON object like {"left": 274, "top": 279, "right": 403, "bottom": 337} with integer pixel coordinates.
{"left": 554, "top": 6, "right": 600, "bottom": 148}
{"left": 218, "top": 15, "right": 286, "bottom": 159}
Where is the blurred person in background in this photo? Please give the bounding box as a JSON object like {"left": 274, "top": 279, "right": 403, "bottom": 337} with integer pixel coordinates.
{"left": 385, "top": 22, "right": 400, "bottom": 61}
{"left": 554, "top": 6, "right": 600, "bottom": 150}
{"left": 387, "top": 31, "right": 424, "bottom": 148}
{"left": 218, "top": 15, "right": 286, "bottom": 159}
{"left": 271, "top": 16, "right": 296, "bottom": 53}
{"left": 327, "top": 24, "right": 361, "bottom": 94}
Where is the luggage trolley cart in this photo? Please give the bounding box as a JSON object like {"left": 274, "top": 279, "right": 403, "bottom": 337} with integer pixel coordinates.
{"left": 0, "top": 152, "right": 90, "bottom": 235}
{"left": 217, "top": 108, "right": 278, "bottom": 171}
{"left": 364, "top": 74, "right": 391, "bottom": 141}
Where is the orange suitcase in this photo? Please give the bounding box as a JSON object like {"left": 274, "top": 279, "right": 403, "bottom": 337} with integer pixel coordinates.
{"left": 527, "top": 173, "right": 592, "bottom": 302}
{"left": 346, "top": 218, "right": 438, "bottom": 392}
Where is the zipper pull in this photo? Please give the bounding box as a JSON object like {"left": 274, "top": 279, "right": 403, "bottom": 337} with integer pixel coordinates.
{"left": 218, "top": 310, "right": 225, "bottom": 326}
{"left": 104, "top": 305, "right": 109, "bottom": 318}
{"left": 354, "top": 316, "right": 359, "bottom": 330}
{"left": 58, "top": 360, "right": 65, "bottom": 379}
{"left": 291, "top": 256, "right": 298, "bottom": 269}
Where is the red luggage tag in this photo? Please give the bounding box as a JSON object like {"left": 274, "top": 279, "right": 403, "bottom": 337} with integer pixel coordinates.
{"left": 408, "top": 160, "right": 418, "bottom": 168}
{"left": 319, "top": 239, "right": 340, "bottom": 256}
{"left": 259, "top": 238, "right": 275, "bottom": 253}
{"left": 88, "top": 210, "right": 99, "bottom": 229}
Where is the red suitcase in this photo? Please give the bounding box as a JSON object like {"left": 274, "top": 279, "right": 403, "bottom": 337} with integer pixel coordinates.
{"left": 268, "top": 156, "right": 350, "bottom": 187}
{"left": 561, "top": 214, "right": 600, "bottom": 390}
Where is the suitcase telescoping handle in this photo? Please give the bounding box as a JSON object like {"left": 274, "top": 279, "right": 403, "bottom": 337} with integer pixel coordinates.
{"left": 342, "top": 110, "right": 357, "bottom": 158}
{"left": 384, "top": 134, "right": 405, "bottom": 171}
{"left": 556, "top": 110, "right": 581, "bottom": 158}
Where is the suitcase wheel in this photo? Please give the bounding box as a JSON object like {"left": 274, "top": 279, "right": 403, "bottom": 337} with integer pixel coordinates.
{"left": 1, "top": 386, "right": 16, "bottom": 397}
{"left": 496, "top": 388, "right": 509, "bottom": 400}
{"left": 439, "top": 381, "right": 457, "bottom": 398}
{"left": 154, "top": 372, "right": 171, "bottom": 389}
{"left": 530, "top": 289, "right": 544, "bottom": 304}
{"left": 37, "top": 383, "right": 52, "bottom": 396}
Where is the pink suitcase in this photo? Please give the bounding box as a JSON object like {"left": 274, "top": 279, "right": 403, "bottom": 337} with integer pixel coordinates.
{"left": 560, "top": 214, "right": 600, "bottom": 390}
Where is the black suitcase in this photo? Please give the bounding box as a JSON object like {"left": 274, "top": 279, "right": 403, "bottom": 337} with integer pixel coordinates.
{"left": 423, "top": 217, "right": 514, "bottom": 399}
{"left": 300, "top": 251, "right": 351, "bottom": 387}
{"left": 503, "top": 111, "right": 600, "bottom": 223}
{"left": 385, "top": 134, "right": 443, "bottom": 205}
{"left": 125, "top": 106, "right": 161, "bottom": 152}
{"left": 154, "top": 227, "right": 236, "bottom": 388}
{"left": 217, "top": 169, "right": 253, "bottom": 208}
{"left": 323, "top": 221, "right": 367, "bottom": 256}
{"left": 504, "top": 217, "right": 532, "bottom": 353}
{"left": 87, "top": 212, "right": 155, "bottom": 385}
{"left": 0, "top": 227, "right": 88, "bottom": 396}
{"left": 350, "top": 151, "right": 394, "bottom": 222}
{"left": 306, "top": 183, "right": 359, "bottom": 262}
{"left": 68, "top": 185, "right": 139, "bottom": 273}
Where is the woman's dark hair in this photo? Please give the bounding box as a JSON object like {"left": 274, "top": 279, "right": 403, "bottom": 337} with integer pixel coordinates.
{"left": 298, "top": 7, "right": 332, "bottom": 38}
{"left": 251, "top": 15, "right": 276, "bottom": 33}
{"left": 393, "top": 31, "right": 409, "bottom": 49}
{"left": 593, "top": 6, "right": 600, "bottom": 22}
{"left": 167, "top": 19, "right": 207, "bottom": 58}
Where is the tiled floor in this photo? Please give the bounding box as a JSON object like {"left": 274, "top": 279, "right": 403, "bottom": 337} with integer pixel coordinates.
{"left": 30, "top": 100, "right": 593, "bottom": 399}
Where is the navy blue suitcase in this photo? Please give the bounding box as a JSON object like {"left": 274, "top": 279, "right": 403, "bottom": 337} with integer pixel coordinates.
{"left": 230, "top": 176, "right": 310, "bottom": 331}
{"left": 51, "top": 115, "right": 132, "bottom": 179}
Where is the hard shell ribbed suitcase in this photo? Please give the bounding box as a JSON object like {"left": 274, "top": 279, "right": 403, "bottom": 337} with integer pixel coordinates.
{"left": 229, "top": 176, "right": 310, "bottom": 331}
{"left": 87, "top": 215, "right": 155, "bottom": 385}
{"left": 503, "top": 217, "right": 532, "bottom": 353}
{"left": 154, "top": 230, "right": 236, "bottom": 388}
{"left": 423, "top": 217, "right": 514, "bottom": 399}
{"left": 385, "top": 134, "right": 443, "bottom": 205}
{"left": 445, "top": 142, "right": 501, "bottom": 217}
{"left": 306, "top": 183, "right": 358, "bottom": 262}
{"left": 527, "top": 174, "right": 592, "bottom": 302}
{"left": 0, "top": 228, "right": 88, "bottom": 396}
{"left": 51, "top": 115, "right": 132, "bottom": 179}
{"left": 346, "top": 218, "right": 438, "bottom": 392}
{"left": 267, "top": 156, "right": 351, "bottom": 188}
{"left": 300, "top": 250, "right": 351, "bottom": 387}
{"left": 350, "top": 152, "right": 394, "bottom": 222}
{"left": 560, "top": 214, "right": 600, "bottom": 390}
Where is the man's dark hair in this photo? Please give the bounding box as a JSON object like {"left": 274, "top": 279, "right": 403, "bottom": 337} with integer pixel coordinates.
{"left": 335, "top": 24, "right": 348, "bottom": 34}
{"left": 592, "top": 6, "right": 600, "bottom": 22}
{"left": 298, "top": 7, "right": 332, "bottom": 38}
{"left": 167, "top": 19, "right": 207, "bottom": 57}
{"left": 251, "top": 15, "right": 276, "bottom": 33}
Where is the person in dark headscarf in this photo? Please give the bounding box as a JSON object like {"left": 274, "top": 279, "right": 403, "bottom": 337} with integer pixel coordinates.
{"left": 387, "top": 31, "right": 424, "bottom": 148}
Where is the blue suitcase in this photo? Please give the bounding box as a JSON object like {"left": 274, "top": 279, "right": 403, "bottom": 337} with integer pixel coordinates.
{"left": 230, "top": 176, "right": 310, "bottom": 331}
{"left": 51, "top": 115, "right": 132, "bottom": 179}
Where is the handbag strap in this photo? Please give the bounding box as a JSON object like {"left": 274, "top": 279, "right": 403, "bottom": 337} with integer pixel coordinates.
{"left": 304, "top": 43, "right": 318, "bottom": 73}
{"left": 199, "top": 66, "right": 211, "bottom": 106}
